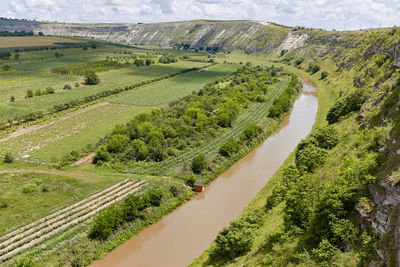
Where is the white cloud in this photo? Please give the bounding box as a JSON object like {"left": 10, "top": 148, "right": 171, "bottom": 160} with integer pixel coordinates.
{"left": 0, "top": 0, "right": 398, "bottom": 29}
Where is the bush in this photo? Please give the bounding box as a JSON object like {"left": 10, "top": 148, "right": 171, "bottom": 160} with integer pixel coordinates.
{"left": 327, "top": 88, "right": 369, "bottom": 124}
{"left": 63, "top": 82, "right": 73, "bottom": 90}
{"left": 170, "top": 185, "right": 179, "bottom": 197}
{"left": 84, "top": 70, "right": 100, "bottom": 85}
{"left": 23, "top": 183, "right": 39, "bottom": 193}
{"left": 89, "top": 205, "right": 124, "bottom": 240}
{"left": 130, "top": 139, "right": 149, "bottom": 161}
{"left": 146, "top": 188, "right": 163, "bottom": 206}
{"left": 93, "top": 145, "right": 111, "bottom": 165}
{"left": 192, "top": 153, "right": 206, "bottom": 174}
{"left": 320, "top": 71, "right": 329, "bottom": 80}
{"left": 295, "top": 142, "right": 327, "bottom": 172}
{"left": 307, "top": 63, "right": 320, "bottom": 74}
{"left": 107, "top": 134, "right": 130, "bottom": 153}
{"left": 74, "top": 82, "right": 80, "bottom": 87}
{"left": 46, "top": 87, "right": 55, "bottom": 94}
{"left": 10, "top": 95, "right": 15, "bottom": 102}
{"left": 243, "top": 124, "right": 261, "bottom": 140}
{"left": 311, "top": 126, "right": 339, "bottom": 149}
{"left": 4, "top": 152, "right": 14, "bottom": 163}
{"left": 219, "top": 138, "right": 239, "bottom": 157}
{"left": 26, "top": 89, "right": 34, "bottom": 98}
{"left": 1, "top": 64, "right": 11, "bottom": 71}
{"left": 295, "top": 58, "right": 304, "bottom": 66}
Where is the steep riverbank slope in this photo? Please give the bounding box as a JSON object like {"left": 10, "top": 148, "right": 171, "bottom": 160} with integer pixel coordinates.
{"left": 193, "top": 28, "right": 400, "bottom": 266}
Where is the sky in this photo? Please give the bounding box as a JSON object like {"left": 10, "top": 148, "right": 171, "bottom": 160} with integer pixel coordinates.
{"left": 0, "top": 0, "right": 399, "bottom": 30}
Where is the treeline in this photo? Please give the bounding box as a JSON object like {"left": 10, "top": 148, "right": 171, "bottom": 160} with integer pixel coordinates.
{"left": 92, "top": 66, "right": 283, "bottom": 170}
{"left": 89, "top": 186, "right": 164, "bottom": 240}
{"left": 268, "top": 75, "right": 301, "bottom": 117}
{"left": 158, "top": 55, "right": 178, "bottom": 64}
{"left": 0, "top": 30, "right": 34, "bottom": 36}
{"left": 51, "top": 60, "right": 130, "bottom": 75}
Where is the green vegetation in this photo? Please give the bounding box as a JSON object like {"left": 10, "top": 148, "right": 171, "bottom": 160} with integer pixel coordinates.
{"left": 84, "top": 70, "right": 100, "bottom": 85}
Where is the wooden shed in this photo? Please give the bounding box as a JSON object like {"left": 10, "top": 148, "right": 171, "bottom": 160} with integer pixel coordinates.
{"left": 193, "top": 181, "right": 205, "bottom": 192}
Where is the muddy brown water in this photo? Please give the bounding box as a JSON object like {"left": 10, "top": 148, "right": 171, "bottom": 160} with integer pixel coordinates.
{"left": 90, "top": 79, "right": 318, "bottom": 267}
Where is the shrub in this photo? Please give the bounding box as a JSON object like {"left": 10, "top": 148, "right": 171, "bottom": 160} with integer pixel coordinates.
{"left": 311, "top": 126, "right": 339, "bottom": 149}
{"left": 63, "top": 82, "right": 73, "bottom": 90}
{"left": 295, "top": 142, "right": 327, "bottom": 172}
{"left": 307, "top": 63, "right": 320, "bottom": 74}
{"left": 84, "top": 70, "right": 100, "bottom": 85}
{"left": 23, "top": 183, "right": 39, "bottom": 193}
{"left": 295, "top": 58, "right": 304, "bottom": 66}
{"left": 3, "top": 152, "right": 14, "bottom": 163}
{"left": 107, "top": 134, "right": 130, "bottom": 153}
{"left": 129, "top": 139, "right": 149, "bottom": 161}
{"left": 243, "top": 124, "right": 261, "bottom": 140}
{"left": 320, "top": 71, "right": 329, "bottom": 80}
{"left": 327, "top": 88, "right": 369, "bottom": 124}
{"left": 26, "top": 89, "right": 34, "bottom": 98}
{"left": 10, "top": 95, "right": 15, "bottom": 102}
{"left": 93, "top": 145, "right": 111, "bottom": 165}
{"left": 34, "top": 89, "right": 43, "bottom": 96}
{"left": 74, "top": 82, "right": 80, "bottom": 87}
{"left": 46, "top": 87, "right": 55, "bottom": 94}
{"left": 147, "top": 188, "right": 163, "bottom": 206}
{"left": 219, "top": 138, "right": 239, "bottom": 157}
{"left": 192, "top": 153, "right": 206, "bottom": 174}
{"left": 1, "top": 64, "right": 11, "bottom": 71}
{"left": 170, "top": 185, "right": 179, "bottom": 197}
{"left": 89, "top": 205, "right": 123, "bottom": 240}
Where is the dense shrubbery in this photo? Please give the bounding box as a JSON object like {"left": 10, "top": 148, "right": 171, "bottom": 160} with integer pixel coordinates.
{"left": 51, "top": 60, "right": 130, "bottom": 75}
{"left": 192, "top": 154, "right": 206, "bottom": 174}
{"left": 264, "top": 125, "right": 381, "bottom": 265}
{"left": 327, "top": 88, "right": 369, "bottom": 124}
{"left": 0, "top": 30, "right": 34, "bottom": 36}
{"left": 211, "top": 211, "right": 264, "bottom": 260}
{"left": 268, "top": 75, "right": 300, "bottom": 117}
{"left": 93, "top": 66, "right": 284, "bottom": 172}
{"left": 0, "top": 51, "right": 11, "bottom": 60}
{"left": 84, "top": 70, "right": 100, "bottom": 85}
{"left": 3, "top": 152, "right": 14, "bottom": 163}
{"left": 158, "top": 55, "right": 178, "bottom": 64}
{"left": 89, "top": 185, "right": 179, "bottom": 240}
{"left": 219, "top": 138, "right": 239, "bottom": 157}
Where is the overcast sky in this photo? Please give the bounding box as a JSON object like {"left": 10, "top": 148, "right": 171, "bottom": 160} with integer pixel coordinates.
{"left": 1, "top": 0, "right": 399, "bottom": 30}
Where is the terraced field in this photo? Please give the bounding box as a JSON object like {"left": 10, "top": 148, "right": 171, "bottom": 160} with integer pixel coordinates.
{"left": 0, "top": 103, "right": 151, "bottom": 160}
{"left": 0, "top": 179, "right": 146, "bottom": 262}
{"left": 0, "top": 36, "right": 82, "bottom": 48}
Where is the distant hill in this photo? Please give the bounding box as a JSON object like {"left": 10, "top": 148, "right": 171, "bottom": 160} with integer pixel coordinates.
{"left": 0, "top": 19, "right": 298, "bottom": 53}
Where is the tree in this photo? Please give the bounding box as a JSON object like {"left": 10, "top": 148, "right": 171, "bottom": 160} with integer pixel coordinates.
{"left": 14, "top": 53, "right": 19, "bottom": 60}
{"left": 130, "top": 139, "right": 148, "bottom": 161}
{"left": 84, "top": 70, "right": 100, "bottom": 85}
{"left": 295, "top": 143, "right": 327, "bottom": 172}
{"left": 0, "top": 51, "right": 11, "bottom": 60}
{"left": 107, "top": 134, "right": 130, "bottom": 153}
{"left": 320, "top": 71, "right": 329, "bottom": 80}
{"left": 311, "top": 126, "right": 339, "bottom": 149}
{"left": 219, "top": 138, "right": 239, "bottom": 157}
{"left": 192, "top": 153, "right": 206, "bottom": 174}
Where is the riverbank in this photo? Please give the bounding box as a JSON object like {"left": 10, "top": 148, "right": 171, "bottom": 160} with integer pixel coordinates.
{"left": 89, "top": 72, "right": 317, "bottom": 267}
{"left": 190, "top": 66, "right": 332, "bottom": 266}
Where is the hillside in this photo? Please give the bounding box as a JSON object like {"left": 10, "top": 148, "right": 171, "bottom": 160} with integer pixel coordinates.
{"left": 0, "top": 19, "right": 295, "bottom": 53}
{"left": 192, "top": 27, "right": 400, "bottom": 266}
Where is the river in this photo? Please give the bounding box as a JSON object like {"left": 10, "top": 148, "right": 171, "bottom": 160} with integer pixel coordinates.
{"left": 90, "top": 77, "right": 318, "bottom": 267}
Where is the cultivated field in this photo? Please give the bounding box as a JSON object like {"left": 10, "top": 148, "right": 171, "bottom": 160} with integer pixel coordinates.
{"left": 0, "top": 36, "right": 82, "bottom": 48}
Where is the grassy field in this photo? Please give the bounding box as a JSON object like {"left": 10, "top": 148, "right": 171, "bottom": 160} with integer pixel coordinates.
{"left": 111, "top": 64, "right": 238, "bottom": 107}
{"left": 0, "top": 56, "right": 206, "bottom": 121}
{"left": 0, "top": 103, "right": 151, "bottom": 161}
{"left": 0, "top": 170, "right": 127, "bottom": 236}
{"left": 0, "top": 36, "right": 82, "bottom": 48}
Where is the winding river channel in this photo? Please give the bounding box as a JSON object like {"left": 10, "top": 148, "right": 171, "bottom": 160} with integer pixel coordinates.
{"left": 91, "top": 77, "right": 318, "bottom": 267}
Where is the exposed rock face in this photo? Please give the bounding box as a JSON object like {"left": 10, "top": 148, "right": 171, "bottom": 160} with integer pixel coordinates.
{"left": 394, "top": 43, "right": 400, "bottom": 67}
{"left": 275, "top": 31, "right": 309, "bottom": 54}
{"left": 0, "top": 20, "right": 293, "bottom": 53}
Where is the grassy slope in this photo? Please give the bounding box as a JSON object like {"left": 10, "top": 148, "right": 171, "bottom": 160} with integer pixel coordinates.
{"left": 192, "top": 28, "right": 400, "bottom": 266}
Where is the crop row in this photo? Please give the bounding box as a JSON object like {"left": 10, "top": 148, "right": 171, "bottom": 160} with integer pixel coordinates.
{"left": 0, "top": 179, "right": 147, "bottom": 262}
{"left": 146, "top": 77, "right": 290, "bottom": 175}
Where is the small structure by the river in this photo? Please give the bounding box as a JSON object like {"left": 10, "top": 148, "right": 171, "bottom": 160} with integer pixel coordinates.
{"left": 193, "top": 181, "right": 205, "bottom": 192}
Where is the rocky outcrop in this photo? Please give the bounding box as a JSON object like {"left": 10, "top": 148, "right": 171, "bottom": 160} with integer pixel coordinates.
{"left": 275, "top": 31, "right": 309, "bottom": 54}
{"left": 394, "top": 43, "right": 400, "bottom": 67}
